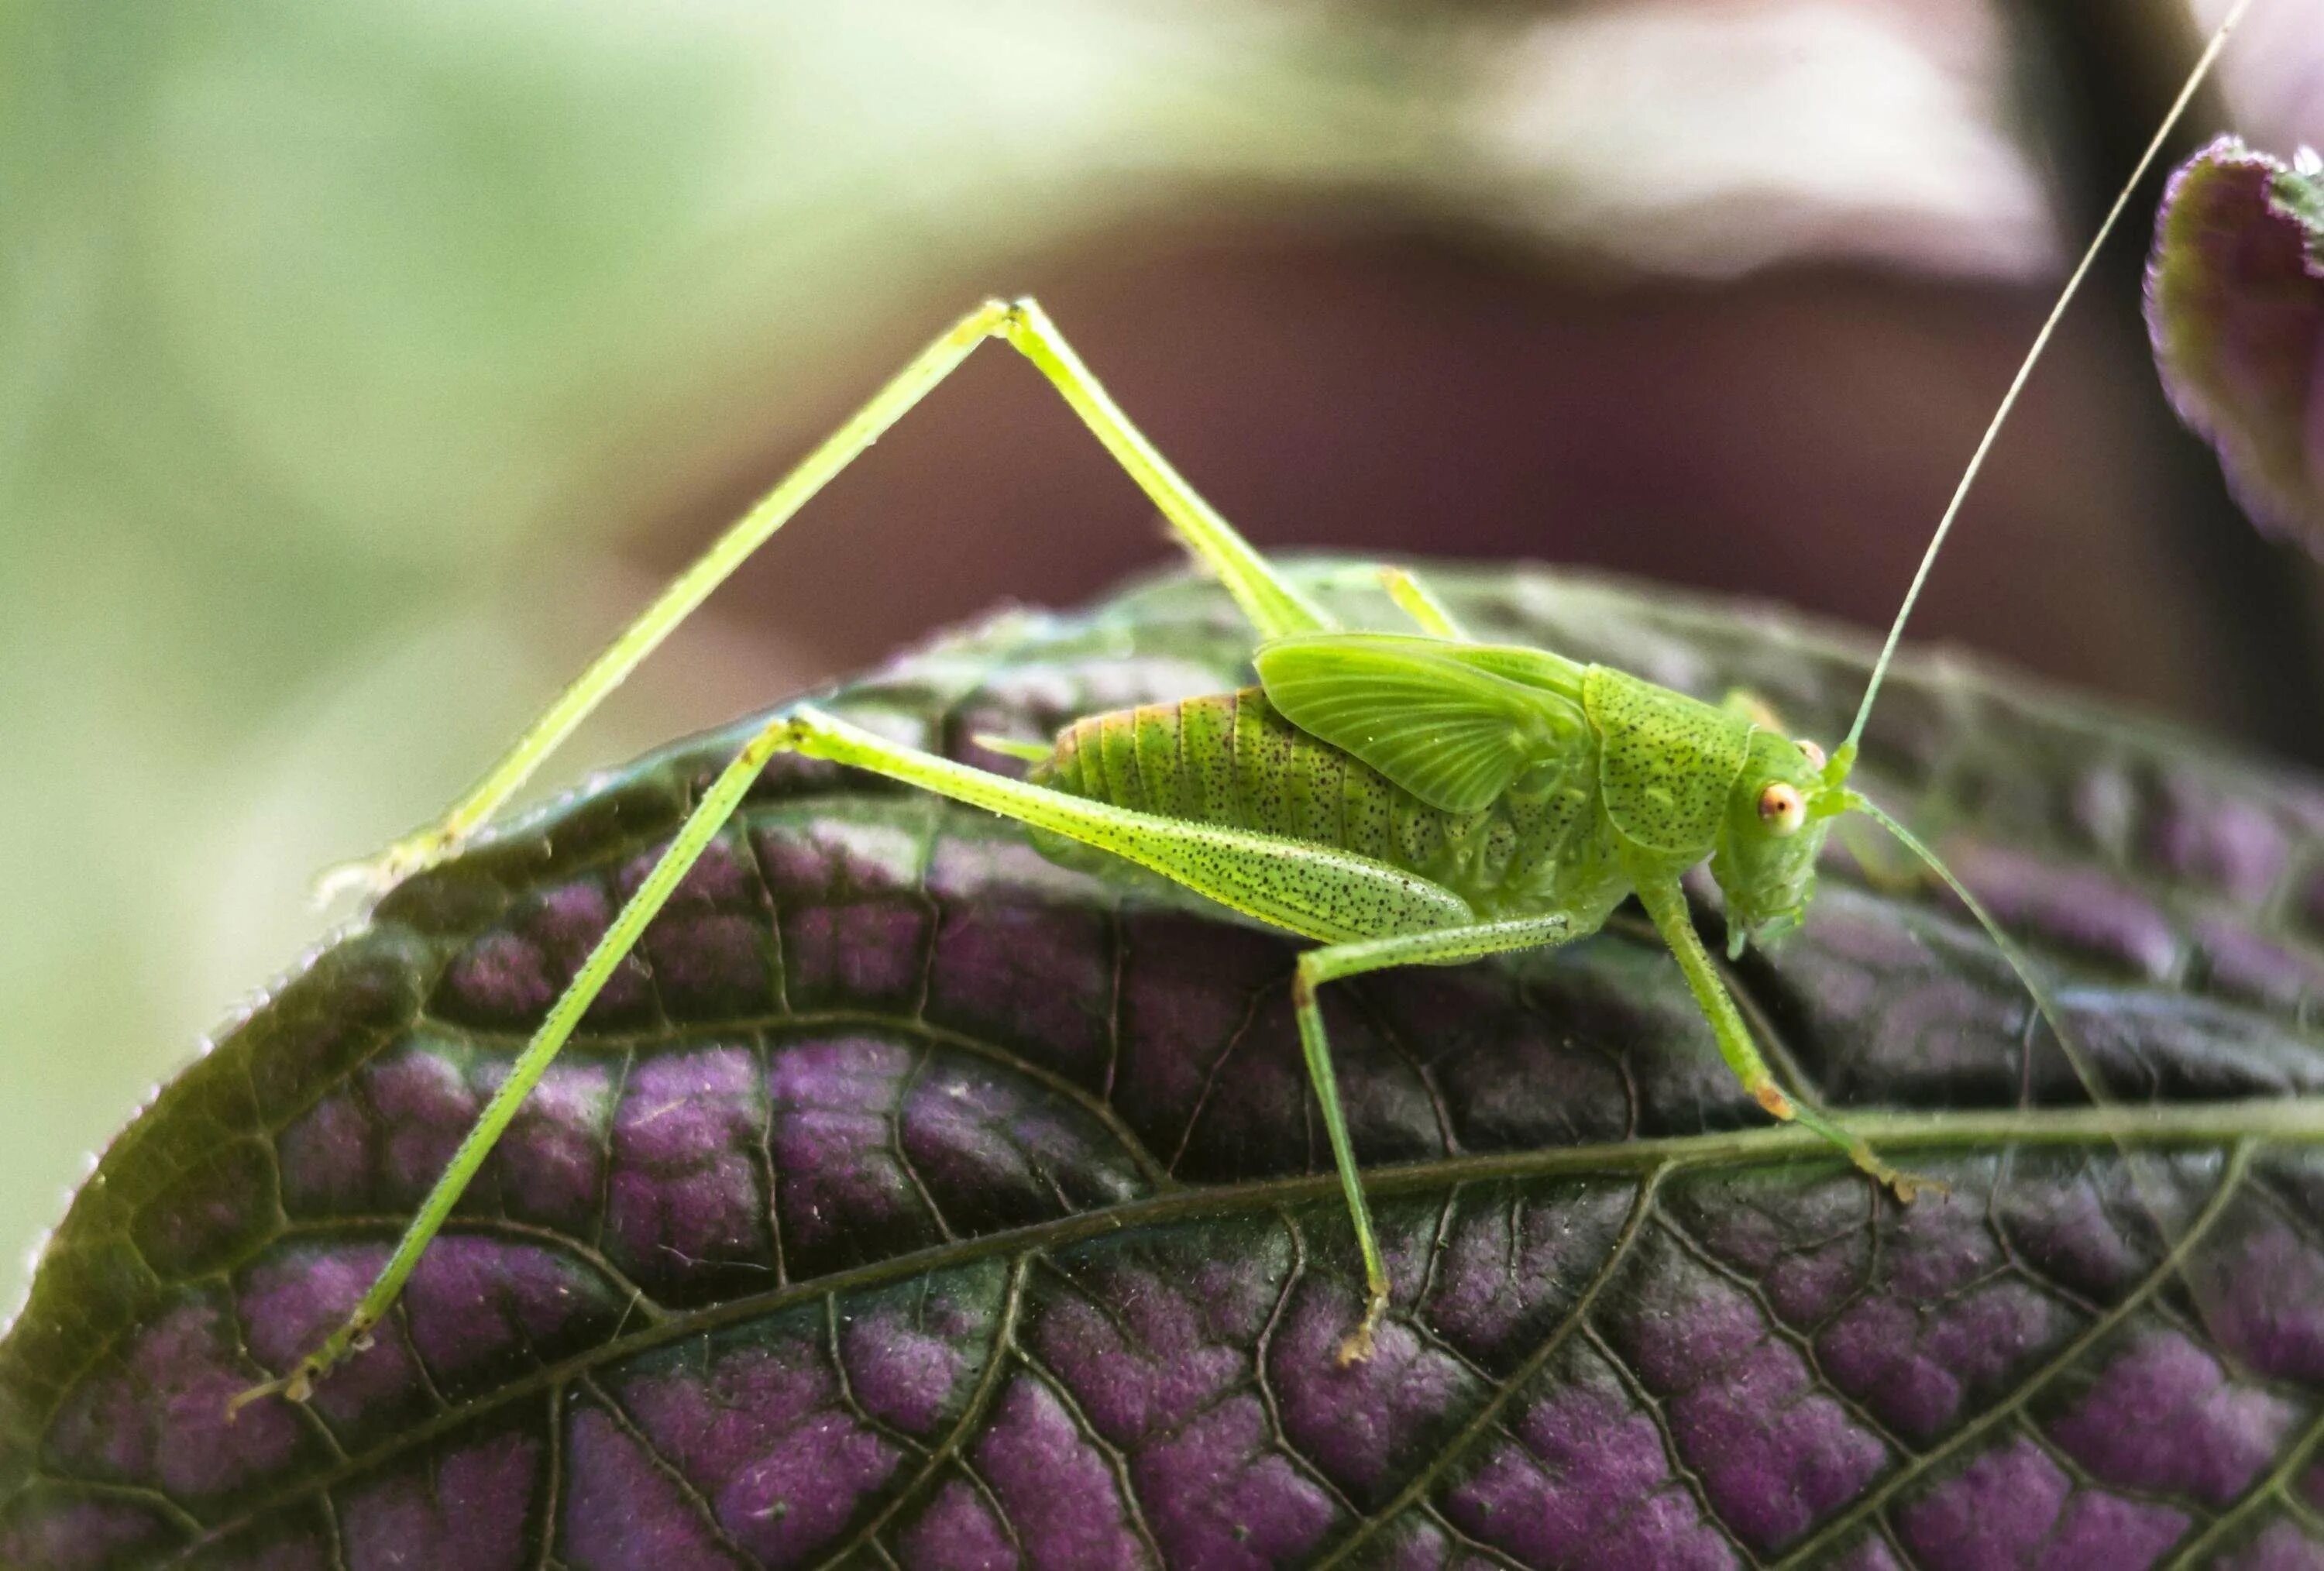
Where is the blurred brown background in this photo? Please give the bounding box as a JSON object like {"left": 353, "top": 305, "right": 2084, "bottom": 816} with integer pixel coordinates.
{"left": 2, "top": 0, "right": 2321, "bottom": 1310}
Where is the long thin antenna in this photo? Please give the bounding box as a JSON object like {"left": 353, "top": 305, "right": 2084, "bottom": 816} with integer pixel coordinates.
{"left": 1840, "top": 0, "right": 2257, "bottom": 759}
{"left": 1846, "top": 793, "right": 2079, "bottom": 1061}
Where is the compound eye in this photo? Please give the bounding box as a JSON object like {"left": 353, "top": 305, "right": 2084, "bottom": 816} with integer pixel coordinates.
{"left": 1758, "top": 781, "right": 1805, "bottom": 837}
{"left": 1796, "top": 738, "right": 1827, "bottom": 771}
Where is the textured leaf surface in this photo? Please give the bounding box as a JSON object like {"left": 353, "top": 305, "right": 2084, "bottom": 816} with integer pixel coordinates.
{"left": 2147, "top": 136, "right": 2324, "bottom": 546}
{"left": 9, "top": 563, "right": 2324, "bottom": 1570}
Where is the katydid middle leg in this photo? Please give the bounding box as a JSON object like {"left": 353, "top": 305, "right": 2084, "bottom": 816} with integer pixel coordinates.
{"left": 787, "top": 720, "right": 1585, "bottom": 1362}
{"left": 1378, "top": 566, "right": 1470, "bottom": 640}
{"left": 1290, "top": 916, "right": 1576, "bottom": 1362}
{"left": 798, "top": 713, "right": 1575, "bottom": 1356}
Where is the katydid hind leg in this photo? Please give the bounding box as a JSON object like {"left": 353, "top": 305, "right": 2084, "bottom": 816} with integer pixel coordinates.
{"left": 1292, "top": 916, "right": 1576, "bottom": 1363}
{"left": 789, "top": 706, "right": 1476, "bottom": 944}
{"left": 256, "top": 703, "right": 1486, "bottom": 1405}
{"left": 239, "top": 710, "right": 806, "bottom": 1411}
{"left": 995, "top": 300, "right": 1332, "bottom": 642}
{"left": 330, "top": 297, "right": 1329, "bottom": 898}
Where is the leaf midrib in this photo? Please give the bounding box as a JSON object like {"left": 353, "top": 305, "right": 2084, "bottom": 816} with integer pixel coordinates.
{"left": 105, "top": 1095, "right": 2324, "bottom": 1560}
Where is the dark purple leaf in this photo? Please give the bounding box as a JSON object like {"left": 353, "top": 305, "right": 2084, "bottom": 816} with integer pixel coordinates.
{"left": 2147, "top": 135, "right": 2324, "bottom": 546}
{"left": 7, "top": 564, "right": 2324, "bottom": 1569}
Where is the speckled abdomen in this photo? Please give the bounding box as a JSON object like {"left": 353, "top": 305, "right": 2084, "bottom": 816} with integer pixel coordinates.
{"left": 1027, "top": 689, "right": 1623, "bottom": 919}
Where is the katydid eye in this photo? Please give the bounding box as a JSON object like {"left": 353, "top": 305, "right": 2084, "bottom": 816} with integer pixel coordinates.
{"left": 1757, "top": 782, "right": 1805, "bottom": 836}
{"left": 1796, "top": 739, "right": 1827, "bottom": 770}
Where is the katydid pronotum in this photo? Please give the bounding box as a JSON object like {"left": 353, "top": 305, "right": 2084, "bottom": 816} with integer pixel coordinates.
{"left": 236, "top": 2, "right": 2258, "bottom": 1409}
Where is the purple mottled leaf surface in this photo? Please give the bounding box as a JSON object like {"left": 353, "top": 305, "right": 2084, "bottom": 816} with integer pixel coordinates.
{"left": 2147, "top": 136, "right": 2324, "bottom": 547}
{"left": 9, "top": 563, "right": 2324, "bottom": 1569}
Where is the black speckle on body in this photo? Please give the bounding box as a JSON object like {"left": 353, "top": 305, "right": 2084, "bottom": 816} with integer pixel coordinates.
{"left": 1032, "top": 688, "right": 1631, "bottom": 929}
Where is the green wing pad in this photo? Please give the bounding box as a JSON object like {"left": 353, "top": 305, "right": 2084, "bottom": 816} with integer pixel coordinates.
{"left": 1253, "top": 634, "right": 1584, "bottom": 815}
{"left": 1582, "top": 665, "right": 1752, "bottom": 858}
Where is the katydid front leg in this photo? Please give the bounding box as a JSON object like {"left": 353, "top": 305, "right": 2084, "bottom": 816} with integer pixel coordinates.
{"left": 1631, "top": 877, "right": 1933, "bottom": 1201}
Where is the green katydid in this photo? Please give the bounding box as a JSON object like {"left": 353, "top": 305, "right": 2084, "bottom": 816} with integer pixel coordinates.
{"left": 236, "top": 1, "right": 2257, "bottom": 1410}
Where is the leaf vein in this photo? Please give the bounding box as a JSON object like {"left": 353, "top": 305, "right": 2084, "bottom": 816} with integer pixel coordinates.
{"left": 1315, "top": 1167, "right": 1663, "bottom": 1568}
{"left": 1777, "top": 1140, "right": 2258, "bottom": 1566}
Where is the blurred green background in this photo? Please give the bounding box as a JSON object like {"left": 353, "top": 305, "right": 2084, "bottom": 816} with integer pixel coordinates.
{"left": 4, "top": 0, "right": 2321, "bottom": 1315}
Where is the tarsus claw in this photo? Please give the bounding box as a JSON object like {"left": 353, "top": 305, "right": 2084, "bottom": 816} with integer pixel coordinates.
{"left": 225, "top": 1361, "right": 314, "bottom": 1420}
{"left": 1336, "top": 1293, "right": 1387, "bottom": 1365}
{"left": 313, "top": 831, "right": 451, "bottom": 906}
{"left": 1882, "top": 1167, "right": 1948, "bottom": 1204}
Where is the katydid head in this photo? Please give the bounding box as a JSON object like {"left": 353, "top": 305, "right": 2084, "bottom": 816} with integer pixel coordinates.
{"left": 1708, "top": 729, "right": 1846, "bottom": 954}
